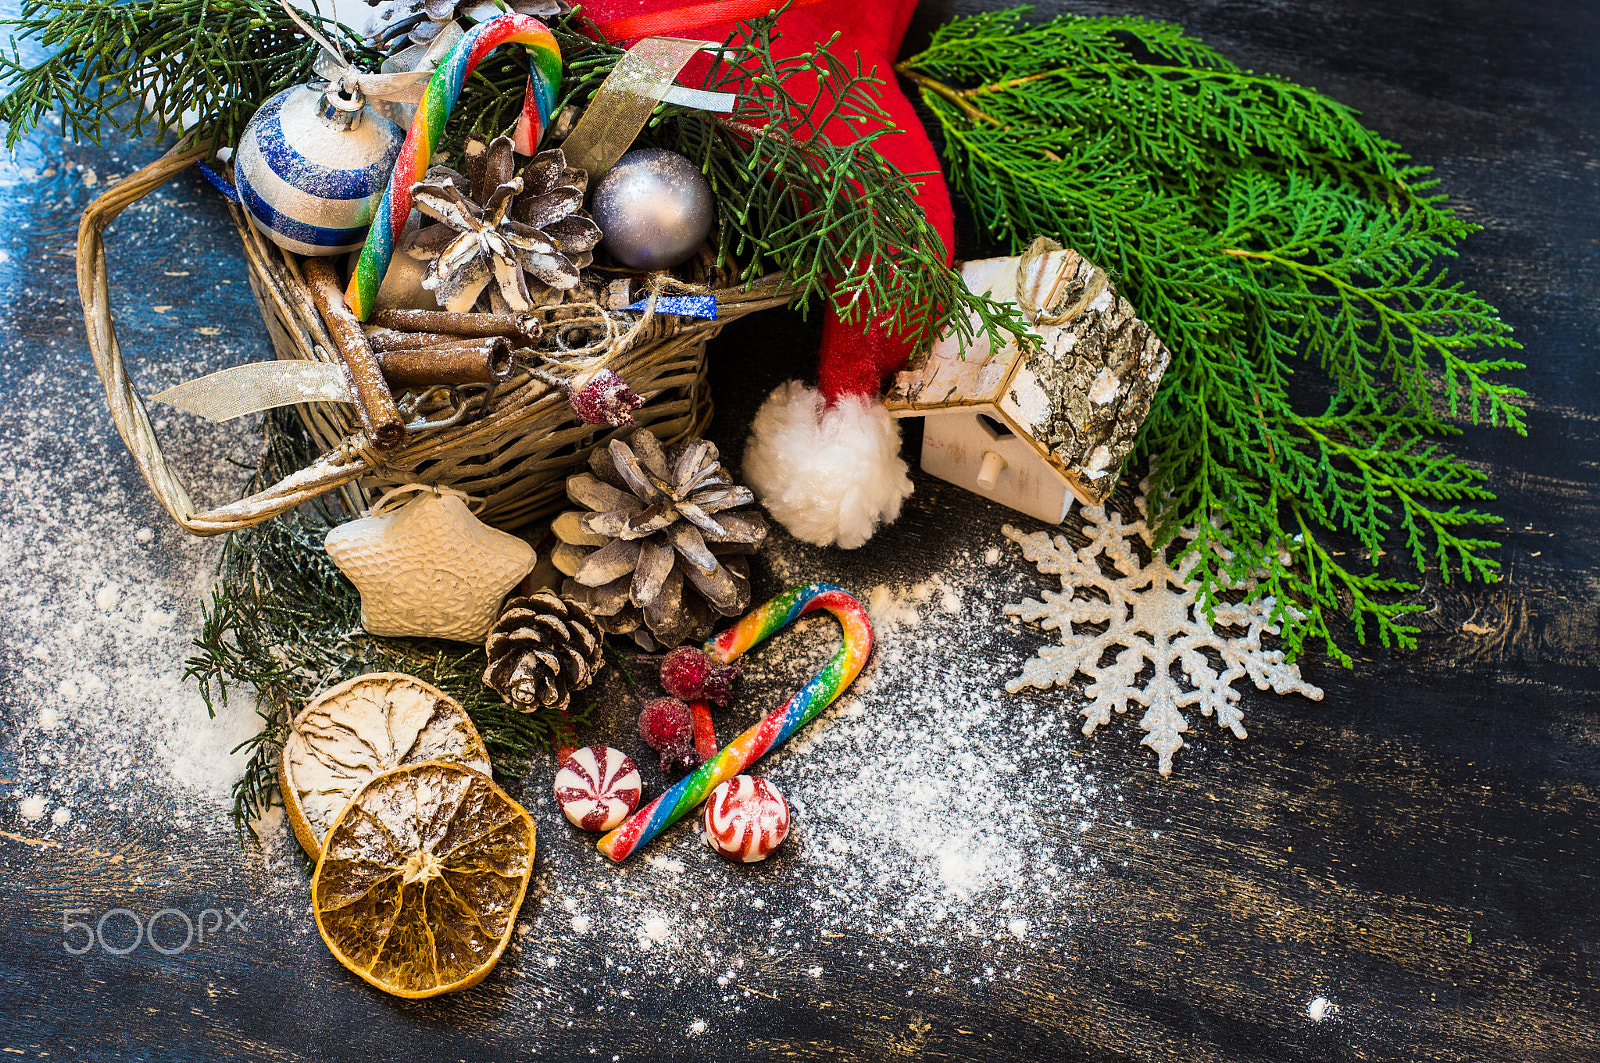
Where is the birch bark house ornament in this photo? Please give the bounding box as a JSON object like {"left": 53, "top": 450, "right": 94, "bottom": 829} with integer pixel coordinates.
{"left": 1004, "top": 490, "right": 1323, "bottom": 775}
{"left": 324, "top": 484, "right": 536, "bottom": 641}
{"left": 886, "top": 240, "right": 1170, "bottom": 524}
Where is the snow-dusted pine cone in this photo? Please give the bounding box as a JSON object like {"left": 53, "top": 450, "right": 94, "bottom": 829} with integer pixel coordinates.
{"left": 404, "top": 135, "right": 600, "bottom": 313}
{"left": 482, "top": 591, "right": 605, "bottom": 713}
{"left": 365, "top": 0, "right": 563, "bottom": 49}
{"left": 551, "top": 429, "right": 768, "bottom": 650}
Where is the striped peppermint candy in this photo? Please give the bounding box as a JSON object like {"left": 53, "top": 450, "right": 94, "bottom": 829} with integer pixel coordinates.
{"left": 701, "top": 776, "right": 790, "bottom": 863}
{"left": 235, "top": 85, "right": 405, "bottom": 257}
{"left": 554, "top": 746, "right": 641, "bottom": 832}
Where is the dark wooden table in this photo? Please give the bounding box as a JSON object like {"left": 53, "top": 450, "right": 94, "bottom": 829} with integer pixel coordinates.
{"left": 3, "top": 1, "right": 1597, "bottom": 1059}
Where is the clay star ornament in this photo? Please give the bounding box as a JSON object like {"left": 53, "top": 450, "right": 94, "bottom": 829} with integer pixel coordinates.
{"left": 325, "top": 484, "right": 536, "bottom": 642}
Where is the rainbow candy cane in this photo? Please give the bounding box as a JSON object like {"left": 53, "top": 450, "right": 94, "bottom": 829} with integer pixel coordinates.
{"left": 345, "top": 14, "right": 561, "bottom": 320}
{"left": 598, "top": 583, "right": 874, "bottom": 862}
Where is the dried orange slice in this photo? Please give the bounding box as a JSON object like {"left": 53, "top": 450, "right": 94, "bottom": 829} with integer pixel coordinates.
{"left": 312, "top": 760, "right": 536, "bottom": 998}
{"left": 279, "top": 672, "right": 492, "bottom": 859}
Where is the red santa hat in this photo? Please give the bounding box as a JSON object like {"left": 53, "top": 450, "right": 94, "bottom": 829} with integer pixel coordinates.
{"left": 586, "top": 0, "right": 957, "bottom": 549}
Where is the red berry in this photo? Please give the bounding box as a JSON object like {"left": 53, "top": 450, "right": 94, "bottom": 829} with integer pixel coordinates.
{"left": 659, "top": 647, "right": 743, "bottom": 707}
{"left": 700, "top": 658, "right": 742, "bottom": 708}
{"left": 637, "top": 697, "right": 693, "bottom": 751}
{"left": 567, "top": 369, "right": 644, "bottom": 427}
{"left": 659, "top": 647, "right": 711, "bottom": 700}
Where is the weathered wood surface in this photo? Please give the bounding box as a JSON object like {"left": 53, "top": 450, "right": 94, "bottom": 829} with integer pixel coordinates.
{"left": 3, "top": 0, "right": 1599, "bottom": 1060}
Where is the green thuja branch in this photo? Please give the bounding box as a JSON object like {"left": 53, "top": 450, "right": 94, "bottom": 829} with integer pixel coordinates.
{"left": 185, "top": 411, "right": 583, "bottom": 840}
{"left": 899, "top": 8, "right": 1524, "bottom": 663}
{"left": 0, "top": 0, "right": 358, "bottom": 150}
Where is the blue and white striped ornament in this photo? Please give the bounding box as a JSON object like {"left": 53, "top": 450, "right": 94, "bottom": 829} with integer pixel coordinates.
{"left": 235, "top": 84, "right": 405, "bottom": 257}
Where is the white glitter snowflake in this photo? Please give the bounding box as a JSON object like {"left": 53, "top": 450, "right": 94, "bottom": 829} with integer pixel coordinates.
{"left": 1003, "top": 494, "right": 1322, "bottom": 775}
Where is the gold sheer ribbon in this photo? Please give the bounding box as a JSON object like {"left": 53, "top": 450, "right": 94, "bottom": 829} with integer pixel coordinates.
{"left": 559, "top": 36, "right": 731, "bottom": 185}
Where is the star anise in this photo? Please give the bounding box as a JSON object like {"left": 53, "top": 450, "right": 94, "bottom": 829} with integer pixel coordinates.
{"left": 405, "top": 135, "right": 601, "bottom": 313}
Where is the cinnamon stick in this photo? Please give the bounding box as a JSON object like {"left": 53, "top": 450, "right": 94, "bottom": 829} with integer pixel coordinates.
{"left": 377, "top": 336, "right": 516, "bottom": 388}
{"left": 367, "top": 329, "right": 478, "bottom": 353}
{"left": 370, "top": 307, "right": 538, "bottom": 342}
{"left": 303, "top": 258, "right": 406, "bottom": 451}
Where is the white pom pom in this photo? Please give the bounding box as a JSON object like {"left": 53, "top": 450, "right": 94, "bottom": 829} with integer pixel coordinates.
{"left": 742, "top": 381, "right": 913, "bottom": 550}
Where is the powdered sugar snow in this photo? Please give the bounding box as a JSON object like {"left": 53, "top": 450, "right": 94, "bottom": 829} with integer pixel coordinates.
{"left": 0, "top": 137, "right": 266, "bottom": 838}
{"left": 0, "top": 393, "right": 265, "bottom": 833}
{"left": 765, "top": 547, "right": 1113, "bottom": 935}
{"left": 505, "top": 532, "right": 1121, "bottom": 1003}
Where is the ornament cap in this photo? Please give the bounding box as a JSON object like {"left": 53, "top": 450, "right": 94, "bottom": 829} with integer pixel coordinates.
{"left": 319, "top": 78, "right": 367, "bottom": 130}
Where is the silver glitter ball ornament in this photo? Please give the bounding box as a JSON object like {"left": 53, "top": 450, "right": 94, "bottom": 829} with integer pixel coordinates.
{"left": 591, "top": 148, "right": 714, "bottom": 271}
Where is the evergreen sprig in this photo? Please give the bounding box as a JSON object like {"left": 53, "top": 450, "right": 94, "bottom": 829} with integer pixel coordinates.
{"left": 185, "top": 411, "right": 585, "bottom": 838}
{"left": 0, "top": 0, "right": 359, "bottom": 150}
{"left": 899, "top": 9, "right": 1524, "bottom": 664}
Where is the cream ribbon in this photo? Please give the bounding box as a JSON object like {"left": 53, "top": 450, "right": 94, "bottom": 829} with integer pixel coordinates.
{"left": 280, "top": 0, "right": 463, "bottom": 127}
{"left": 150, "top": 361, "right": 351, "bottom": 422}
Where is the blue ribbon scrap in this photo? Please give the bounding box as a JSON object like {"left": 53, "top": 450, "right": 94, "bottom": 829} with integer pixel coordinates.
{"left": 198, "top": 160, "right": 242, "bottom": 205}
{"left": 624, "top": 294, "right": 717, "bottom": 319}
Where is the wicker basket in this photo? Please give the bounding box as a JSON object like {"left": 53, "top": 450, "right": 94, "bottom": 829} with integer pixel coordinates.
{"left": 78, "top": 141, "right": 790, "bottom": 535}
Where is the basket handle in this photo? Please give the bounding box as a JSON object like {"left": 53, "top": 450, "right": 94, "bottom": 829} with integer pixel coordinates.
{"left": 77, "top": 140, "right": 376, "bottom": 536}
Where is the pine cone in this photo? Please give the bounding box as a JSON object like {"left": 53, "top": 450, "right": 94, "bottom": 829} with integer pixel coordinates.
{"left": 365, "top": 0, "right": 564, "bottom": 49}
{"left": 551, "top": 429, "right": 768, "bottom": 650}
{"left": 483, "top": 591, "right": 605, "bottom": 713}
{"left": 404, "top": 135, "right": 601, "bottom": 313}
